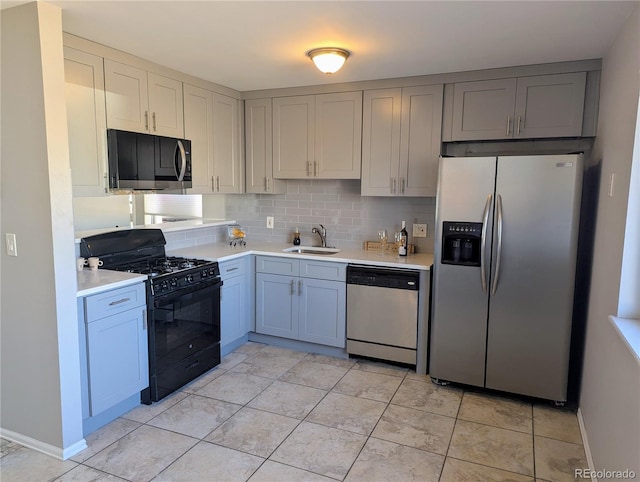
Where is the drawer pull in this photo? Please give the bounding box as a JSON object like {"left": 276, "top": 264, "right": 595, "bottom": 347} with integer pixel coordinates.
{"left": 226, "top": 267, "right": 239, "bottom": 272}
{"left": 143, "top": 310, "right": 147, "bottom": 330}
{"left": 109, "top": 298, "right": 130, "bottom": 306}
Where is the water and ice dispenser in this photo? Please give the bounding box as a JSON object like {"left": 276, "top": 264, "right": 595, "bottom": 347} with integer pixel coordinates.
{"left": 441, "top": 221, "right": 482, "bottom": 266}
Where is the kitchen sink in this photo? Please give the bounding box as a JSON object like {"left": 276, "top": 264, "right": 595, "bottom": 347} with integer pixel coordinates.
{"left": 282, "top": 246, "right": 341, "bottom": 255}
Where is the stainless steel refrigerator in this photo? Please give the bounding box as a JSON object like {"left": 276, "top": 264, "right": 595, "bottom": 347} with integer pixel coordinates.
{"left": 430, "top": 154, "right": 583, "bottom": 402}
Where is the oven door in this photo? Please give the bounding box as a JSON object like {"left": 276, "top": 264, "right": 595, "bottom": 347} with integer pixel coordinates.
{"left": 145, "top": 279, "right": 221, "bottom": 403}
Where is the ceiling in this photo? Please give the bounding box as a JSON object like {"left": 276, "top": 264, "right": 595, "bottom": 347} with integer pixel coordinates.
{"left": 3, "top": 1, "right": 637, "bottom": 91}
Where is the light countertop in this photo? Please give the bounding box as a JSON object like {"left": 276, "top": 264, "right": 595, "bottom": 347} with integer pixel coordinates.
{"left": 168, "top": 242, "right": 433, "bottom": 270}
{"left": 77, "top": 242, "right": 433, "bottom": 297}
{"left": 77, "top": 269, "right": 147, "bottom": 297}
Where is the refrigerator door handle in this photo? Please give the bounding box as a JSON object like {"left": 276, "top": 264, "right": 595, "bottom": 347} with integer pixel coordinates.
{"left": 491, "top": 194, "right": 504, "bottom": 295}
{"left": 481, "top": 194, "right": 493, "bottom": 293}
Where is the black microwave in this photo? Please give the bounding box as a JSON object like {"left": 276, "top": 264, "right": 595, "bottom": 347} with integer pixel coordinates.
{"left": 107, "top": 129, "right": 192, "bottom": 190}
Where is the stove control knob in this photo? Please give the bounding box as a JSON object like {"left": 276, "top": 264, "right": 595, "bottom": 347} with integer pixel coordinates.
{"left": 170, "top": 279, "right": 178, "bottom": 288}
{"left": 209, "top": 268, "right": 217, "bottom": 277}
{"left": 160, "top": 281, "right": 169, "bottom": 292}
{"left": 201, "top": 270, "right": 208, "bottom": 278}
{"left": 185, "top": 274, "right": 194, "bottom": 283}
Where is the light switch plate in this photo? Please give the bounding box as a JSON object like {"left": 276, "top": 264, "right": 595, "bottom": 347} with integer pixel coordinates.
{"left": 266, "top": 216, "right": 274, "bottom": 229}
{"left": 413, "top": 223, "right": 427, "bottom": 238}
{"left": 5, "top": 233, "right": 17, "bottom": 256}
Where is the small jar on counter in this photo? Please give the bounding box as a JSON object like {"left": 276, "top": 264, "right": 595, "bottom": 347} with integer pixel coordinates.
{"left": 293, "top": 228, "right": 301, "bottom": 245}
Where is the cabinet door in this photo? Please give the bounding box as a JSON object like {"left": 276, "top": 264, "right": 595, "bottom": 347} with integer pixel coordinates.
{"left": 298, "top": 278, "right": 346, "bottom": 348}
{"left": 86, "top": 308, "right": 148, "bottom": 415}
{"left": 514, "top": 73, "right": 586, "bottom": 139}
{"left": 64, "top": 47, "right": 108, "bottom": 197}
{"left": 361, "top": 89, "right": 402, "bottom": 196}
{"left": 245, "top": 99, "right": 285, "bottom": 194}
{"left": 255, "top": 273, "right": 298, "bottom": 339}
{"left": 451, "top": 78, "right": 517, "bottom": 141}
{"left": 104, "top": 59, "right": 149, "bottom": 134}
{"left": 220, "top": 274, "right": 248, "bottom": 348}
{"left": 273, "top": 96, "right": 315, "bottom": 178}
{"left": 147, "top": 72, "right": 184, "bottom": 138}
{"left": 184, "top": 84, "right": 214, "bottom": 193}
{"left": 212, "top": 93, "right": 243, "bottom": 193}
{"left": 399, "top": 85, "right": 443, "bottom": 196}
{"left": 315, "top": 92, "right": 363, "bottom": 179}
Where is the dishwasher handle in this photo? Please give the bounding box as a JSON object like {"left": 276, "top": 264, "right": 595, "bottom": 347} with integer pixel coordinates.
{"left": 346, "top": 264, "right": 419, "bottom": 290}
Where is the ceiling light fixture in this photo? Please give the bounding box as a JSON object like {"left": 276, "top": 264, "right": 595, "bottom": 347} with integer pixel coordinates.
{"left": 307, "top": 47, "right": 350, "bottom": 75}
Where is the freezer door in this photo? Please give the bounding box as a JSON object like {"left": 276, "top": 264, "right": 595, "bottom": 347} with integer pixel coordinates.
{"left": 430, "top": 156, "right": 496, "bottom": 387}
{"left": 486, "top": 155, "right": 583, "bottom": 401}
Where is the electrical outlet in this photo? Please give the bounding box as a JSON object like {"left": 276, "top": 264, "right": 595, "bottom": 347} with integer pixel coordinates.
{"left": 266, "top": 216, "right": 274, "bottom": 229}
{"left": 413, "top": 223, "right": 427, "bottom": 238}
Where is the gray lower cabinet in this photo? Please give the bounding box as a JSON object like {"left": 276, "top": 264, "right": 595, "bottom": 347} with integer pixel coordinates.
{"left": 79, "top": 283, "right": 148, "bottom": 418}
{"left": 451, "top": 72, "right": 587, "bottom": 140}
{"left": 255, "top": 256, "right": 346, "bottom": 348}
{"left": 220, "top": 257, "right": 250, "bottom": 354}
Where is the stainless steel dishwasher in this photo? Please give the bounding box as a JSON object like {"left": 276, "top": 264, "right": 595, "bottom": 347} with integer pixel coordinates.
{"left": 346, "top": 264, "right": 420, "bottom": 365}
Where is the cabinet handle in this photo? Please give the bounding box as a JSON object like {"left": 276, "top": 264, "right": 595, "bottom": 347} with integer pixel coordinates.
{"left": 290, "top": 279, "right": 295, "bottom": 295}
{"left": 109, "top": 298, "right": 130, "bottom": 306}
{"left": 298, "top": 279, "right": 303, "bottom": 295}
{"left": 103, "top": 172, "right": 108, "bottom": 193}
{"left": 142, "top": 310, "right": 147, "bottom": 331}
{"left": 307, "top": 161, "right": 313, "bottom": 176}
{"left": 211, "top": 176, "right": 215, "bottom": 191}
{"left": 516, "top": 115, "right": 522, "bottom": 136}
{"left": 506, "top": 116, "right": 511, "bottom": 136}
{"left": 152, "top": 112, "right": 157, "bottom": 132}
{"left": 401, "top": 178, "right": 406, "bottom": 194}
{"left": 265, "top": 177, "right": 270, "bottom": 192}
{"left": 144, "top": 111, "right": 149, "bottom": 130}
{"left": 216, "top": 176, "right": 220, "bottom": 192}
{"left": 314, "top": 161, "right": 319, "bottom": 177}
{"left": 226, "top": 267, "right": 239, "bottom": 273}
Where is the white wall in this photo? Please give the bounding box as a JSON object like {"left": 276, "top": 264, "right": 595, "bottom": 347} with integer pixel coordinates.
{"left": 0, "top": 2, "right": 84, "bottom": 458}
{"left": 580, "top": 5, "right": 640, "bottom": 479}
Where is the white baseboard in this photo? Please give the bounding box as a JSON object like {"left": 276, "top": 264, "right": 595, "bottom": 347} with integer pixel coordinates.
{"left": 0, "top": 428, "right": 87, "bottom": 461}
{"left": 577, "top": 408, "right": 597, "bottom": 482}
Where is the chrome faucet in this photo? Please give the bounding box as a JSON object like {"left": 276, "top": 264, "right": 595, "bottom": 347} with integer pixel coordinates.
{"left": 311, "top": 224, "right": 327, "bottom": 247}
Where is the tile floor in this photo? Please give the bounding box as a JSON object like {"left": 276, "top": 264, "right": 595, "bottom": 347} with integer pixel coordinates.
{"left": 1, "top": 342, "right": 588, "bottom": 482}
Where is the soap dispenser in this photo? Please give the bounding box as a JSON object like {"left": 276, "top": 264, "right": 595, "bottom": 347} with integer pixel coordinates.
{"left": 293, "top": 228, "right": 301, "bottom": 246}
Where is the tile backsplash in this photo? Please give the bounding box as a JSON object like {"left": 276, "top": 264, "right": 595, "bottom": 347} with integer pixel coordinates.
{"left": 224, "top": 179, "right": 436, "bottom": 253}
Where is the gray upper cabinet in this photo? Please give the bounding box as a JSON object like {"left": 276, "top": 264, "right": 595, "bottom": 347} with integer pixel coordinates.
{"left": 245, "top": 98, "right": 285, "bottom": 194}
{"left": 64, "top": 47, "right": 108, "bottom": 197}
{"left": 361, "top": 85, "right": 443, "bottom": 196}
{"left": 104, "top": 59, "right": 184, "bottom": 138}
{"left": 451, "top": 72, "right": 586, "bottom": 141}
{"left": 273, "top": 92, "right": 362, "bottom": 179}
{"left": 184, "top": 84, "right": 243, "bottom": 193}
{"left": 514, "top": 73, "right": 587, "bottom": 138}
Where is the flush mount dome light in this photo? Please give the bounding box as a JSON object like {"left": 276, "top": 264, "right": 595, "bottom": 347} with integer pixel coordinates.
{"left": 307, "top": 47, "right": 350, "bottom": 75}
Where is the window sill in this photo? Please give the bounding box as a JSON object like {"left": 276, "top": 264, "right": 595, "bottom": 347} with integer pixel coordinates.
{"left": 609, "top": 316, "right": 640, "bottom": 365}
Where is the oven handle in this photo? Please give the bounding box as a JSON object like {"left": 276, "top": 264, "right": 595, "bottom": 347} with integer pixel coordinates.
{"left": 152, "top": 279, "right": 222, "bottom": 306}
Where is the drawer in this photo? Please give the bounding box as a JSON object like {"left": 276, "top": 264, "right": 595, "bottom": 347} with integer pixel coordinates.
{"left": 300, "top": 260, "right": 346, "bottom": 281}
{"left": 219, "top": 258, "right": 247, "bottom": 279}
{"left": 85, "top": 283, "right": 146, "bottom": 322}
{"left": 256, "top": 256, "right": 299, "bottom": 276}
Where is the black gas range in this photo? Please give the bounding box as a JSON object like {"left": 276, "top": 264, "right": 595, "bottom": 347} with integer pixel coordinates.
{"left": 80, "top": 229, "right": 222, "bottom": 403}
{"left": 112, "top": 255, "right": 220, "bottom": 296}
